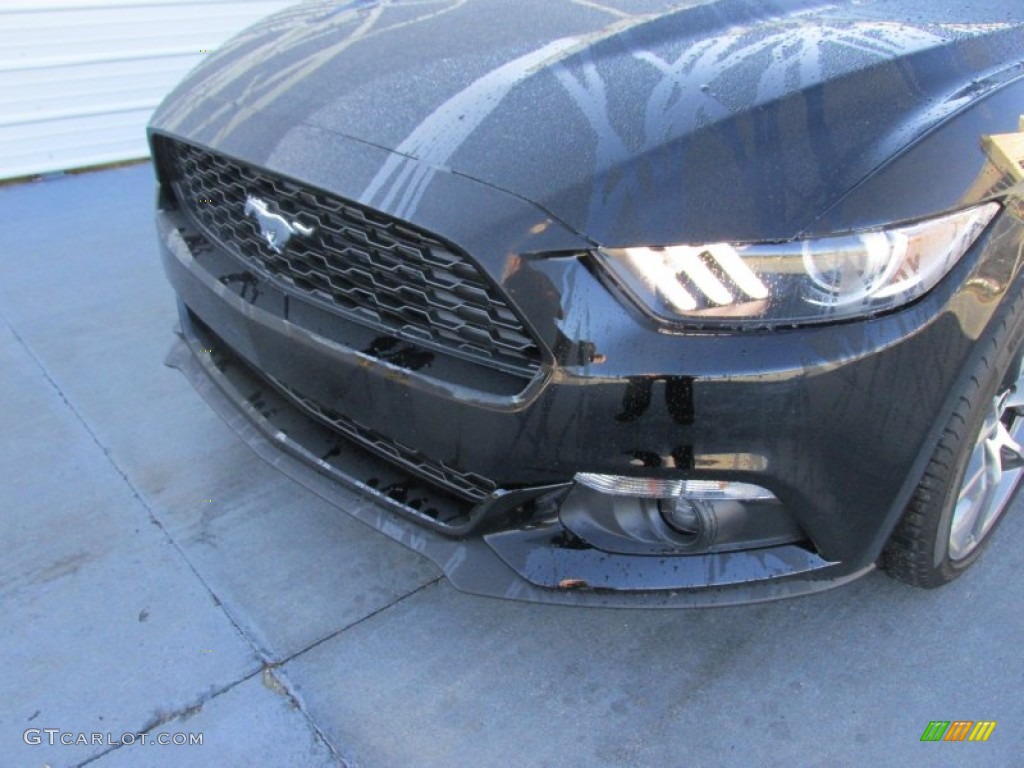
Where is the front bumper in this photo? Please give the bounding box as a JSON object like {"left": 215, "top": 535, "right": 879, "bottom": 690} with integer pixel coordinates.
{"left": 157, "top": 176, "right": 1024, "bottom": 604}
{"left": 165, "top": 313, "right": 870, "bottom": 607}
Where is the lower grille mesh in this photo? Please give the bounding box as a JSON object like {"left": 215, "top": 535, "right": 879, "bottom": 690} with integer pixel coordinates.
{"left": 268, "top": 378, "right": 497, "bottom": 503}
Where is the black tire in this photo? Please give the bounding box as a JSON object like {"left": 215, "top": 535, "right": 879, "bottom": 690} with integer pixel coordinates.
{"left": 882, "top": 309, "right": 1024, "bottom": 588}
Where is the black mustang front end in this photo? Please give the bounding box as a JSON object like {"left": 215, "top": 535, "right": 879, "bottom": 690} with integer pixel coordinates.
{"left": 150, "top": 0, "right": 1024, "bottom": 605}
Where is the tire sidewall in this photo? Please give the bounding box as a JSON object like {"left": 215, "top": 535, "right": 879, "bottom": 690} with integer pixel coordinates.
{"left": 930, "top": 337, "right": 1024, "bottom": 575}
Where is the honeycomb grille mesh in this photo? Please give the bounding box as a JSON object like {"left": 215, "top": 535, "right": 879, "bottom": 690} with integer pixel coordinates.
{"left": 157, "top": 137, "right": 542, "bottom": 374}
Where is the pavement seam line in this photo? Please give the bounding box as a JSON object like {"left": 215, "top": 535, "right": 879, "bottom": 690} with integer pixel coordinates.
{"left": 276, "top": 575, "right": 444, "bottom": 666}
{"left": 2, "top": 311, "right": 426, "bottom": 768}
{"left": 261, "top": 665, "right": 353, "bottom": 768}
{"left": 73, "top": 663, "right": 348, "bottom": 768}
{"left": 253, "top": 576, "right": 444, "bottom": 768}
{"left": 73, "top": 671, "right": 258, "bottom": 768}
{"left": 0, "top": 309, "right": 261, "bottom": 658}
{"left": 0, "top": 312, "right": 324, "bottom": 763}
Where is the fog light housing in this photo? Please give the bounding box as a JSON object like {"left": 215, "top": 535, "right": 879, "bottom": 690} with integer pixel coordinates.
{"left": 575, "top": 473, "right": 777, "bottom": 502}
{"left": 565, "top": 473, "right": 797, "bottom": 555}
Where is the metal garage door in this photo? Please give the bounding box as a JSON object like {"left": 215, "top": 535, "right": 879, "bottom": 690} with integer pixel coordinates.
{"left": 0, "top": 0, "right": 295, "bottom": 180}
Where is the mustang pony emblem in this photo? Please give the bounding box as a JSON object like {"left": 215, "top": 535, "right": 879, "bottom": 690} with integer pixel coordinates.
{"left": 244, "top": 195, "right": 315, "bottom": 253}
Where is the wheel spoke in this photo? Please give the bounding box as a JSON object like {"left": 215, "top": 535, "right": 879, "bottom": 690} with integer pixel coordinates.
{"left": 984, "top": 426, "right": 1006, "bottom": 485}
{"left": 992, "top": 420, "right": 1024, "bottom": 470}
{"left": 1002, "top": 387, "right": 1024, "bottom": 411}
{"left": 973, "top": 437, "right": 1003, "bottom": 540}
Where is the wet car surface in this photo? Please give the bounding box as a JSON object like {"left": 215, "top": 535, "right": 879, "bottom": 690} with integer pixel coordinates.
{"left": 150, "top": 0, "right": 1024, "bottom": 604}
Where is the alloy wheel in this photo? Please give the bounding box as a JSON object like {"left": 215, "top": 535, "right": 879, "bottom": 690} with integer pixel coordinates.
{"left": 949, "top": 360, "right": 1024, "bottom": 560}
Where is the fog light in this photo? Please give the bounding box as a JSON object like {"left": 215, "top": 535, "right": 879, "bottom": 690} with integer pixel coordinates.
{"left": 564, "top": 475, "right": 800, "bottom": 555}
{"left": 574, "top": 473, "right": 683, "bottom": 498}
{"left": 675, "top": 480, "right": 776, "bottom": 501}
{"left": 574, "top": 473, "right": 776, "bottom": 502}
{"left": 661, "top": 497, "right": 703, "bottom": 535}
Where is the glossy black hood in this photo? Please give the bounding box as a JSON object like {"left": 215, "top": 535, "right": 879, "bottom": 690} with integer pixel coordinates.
{"left": 152, "top": 0, "right": 1024, "bottom": 246}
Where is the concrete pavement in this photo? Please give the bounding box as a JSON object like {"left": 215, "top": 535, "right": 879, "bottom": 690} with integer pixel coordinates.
{"left": 1, "top": 164, "right": 1020, "bottom": 767}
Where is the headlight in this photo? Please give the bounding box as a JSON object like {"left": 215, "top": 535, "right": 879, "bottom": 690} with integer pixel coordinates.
{"left": 595, "top": 203, "right": 999, "bottom": 327}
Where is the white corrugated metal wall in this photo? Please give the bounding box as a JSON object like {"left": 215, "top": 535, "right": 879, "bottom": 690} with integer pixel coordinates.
{"left": 0, "top": 0, "right": 296, "bottom": 180}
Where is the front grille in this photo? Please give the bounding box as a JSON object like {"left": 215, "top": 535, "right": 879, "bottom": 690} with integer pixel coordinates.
{"left": 155, "top": 136, "right": 542, "bottom": 375}
{"left": 268, "top": 377, "right": 498, "bottom": 503}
